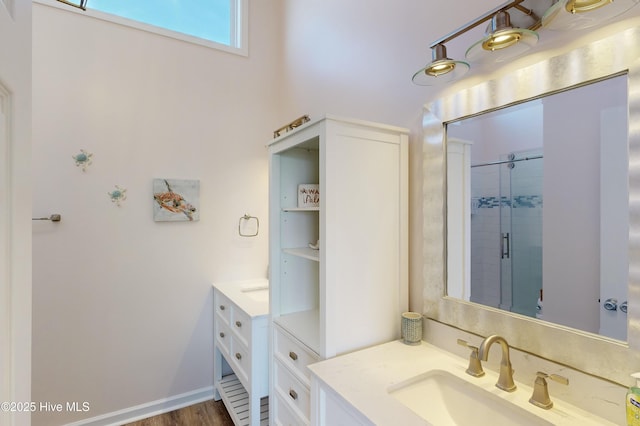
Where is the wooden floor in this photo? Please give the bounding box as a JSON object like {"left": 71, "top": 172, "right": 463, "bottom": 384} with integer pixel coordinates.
{"left": 123, "top": 400, "right": 235, "bottom": 426}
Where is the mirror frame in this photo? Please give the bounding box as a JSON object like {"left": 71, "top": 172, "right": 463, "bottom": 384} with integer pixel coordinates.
{"left": 423, "top": 23, "right": 640, "bottom": 386}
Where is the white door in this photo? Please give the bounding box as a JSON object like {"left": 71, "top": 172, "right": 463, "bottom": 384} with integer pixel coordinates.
{"left": 599, "top": 104, "right": 629, "bottom": 341}
{"left": 0, "top": 1, "right": 32, "bottom": 425}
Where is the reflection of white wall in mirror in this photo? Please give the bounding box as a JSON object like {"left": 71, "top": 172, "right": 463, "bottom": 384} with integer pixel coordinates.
{"left": 448, "top": 102, "right": 544, "bottom": 165}
{"left": 600, "top": 103, "right": 629, "bottom": 340}
{"left": 543, "top": 75, "right": 627, "bottom": 336}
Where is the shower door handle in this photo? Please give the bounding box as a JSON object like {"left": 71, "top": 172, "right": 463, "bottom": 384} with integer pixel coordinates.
{"left": 501, "top": 232, "right": 510, "bottom": 259}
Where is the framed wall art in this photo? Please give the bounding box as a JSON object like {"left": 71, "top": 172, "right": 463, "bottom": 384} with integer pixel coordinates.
{"left": 153, "top": 178, "right": 200, "bottom": 222}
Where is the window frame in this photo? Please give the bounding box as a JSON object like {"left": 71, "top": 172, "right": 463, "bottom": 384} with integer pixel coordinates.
{"left": 33, "top": 0, "right": 248, "bottom": 56}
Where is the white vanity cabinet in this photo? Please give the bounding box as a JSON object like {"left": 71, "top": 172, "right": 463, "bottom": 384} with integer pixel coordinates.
{"left": 267, "top": 115, "right": 409, "bottom": 425}
{"left": 213, "top": 279, "right": 269, "bottom": 426}
{"left": 311, "top": 378, "right": 372, "bottom": 426}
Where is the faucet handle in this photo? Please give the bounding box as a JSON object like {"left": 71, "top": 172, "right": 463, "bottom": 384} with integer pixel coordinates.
{"left": 457, "top": 339, "right": 485, "bottom": 377}
{"left": 529, "top": 371, "right": 569, "bottom": 409}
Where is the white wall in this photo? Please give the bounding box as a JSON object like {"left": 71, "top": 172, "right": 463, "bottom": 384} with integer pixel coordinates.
{"left": 32, "top": 2, "right": 283, "bottom": 425}
{"left": 30, "top": 0, "right": 573, "bottom": 424}
{"left": 543, "top": 76, "right": 628, "bottom": 334}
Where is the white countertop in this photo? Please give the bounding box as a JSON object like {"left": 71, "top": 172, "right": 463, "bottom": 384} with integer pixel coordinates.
{"left": 212, "top": 278, "right": 269, "bottom": 318}
{"left": 307, "top": 340, "right": 617, "bottom": 426}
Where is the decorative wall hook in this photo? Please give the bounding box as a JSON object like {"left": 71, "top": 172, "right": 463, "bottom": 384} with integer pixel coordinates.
{"left": 108, "top": 185, "right": 127, "bottom": 206}
{"left": 72, "top": 149, "right": 93, "bottom": 171}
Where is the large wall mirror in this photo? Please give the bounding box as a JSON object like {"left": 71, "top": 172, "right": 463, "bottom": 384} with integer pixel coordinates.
{"left": 447, "top": 73, "right": 628, "bottom": 342}
{"left": 423, "top": 24, "right": 640, "bottom": 386}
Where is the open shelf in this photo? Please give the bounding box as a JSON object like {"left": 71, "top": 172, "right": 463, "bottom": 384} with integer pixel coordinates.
{"left": 282, "top": 207, "right": 319, "bottom": 212}
{"left": 282, "top": 247, "right": 320, "bottom": 262}
{"left": 217, "top": 374, "right": 269, "bottom": 426}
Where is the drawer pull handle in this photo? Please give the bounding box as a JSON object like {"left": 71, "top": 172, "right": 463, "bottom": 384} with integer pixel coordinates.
{"left": 219, "top": 305, "right": 226, "bottom": 311}
{"left": 289, "top": 351, "right": 298, "bottom": 361}
{"left": 219, "top": 332, "right": 225, "bottom": 338}
{"left": 235, "top": 353, "right": 242, "bottom": 360}
{"left": 235, "top": 320, "right": 242, "bottom": 328}
{"left": 289, "top": 389, "right": 298, "bottom": 400}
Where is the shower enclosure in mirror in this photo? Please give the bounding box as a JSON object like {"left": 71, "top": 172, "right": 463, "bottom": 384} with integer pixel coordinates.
{"left": 446, "top": 73, "right": 629, "bottom": 341}
{"left": 469, "top": 148, "right": 543, "bottom": 318}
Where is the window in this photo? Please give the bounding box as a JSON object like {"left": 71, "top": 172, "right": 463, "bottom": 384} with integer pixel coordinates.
{"left": 47, "top": 0, "right": 247, "bottom": 54}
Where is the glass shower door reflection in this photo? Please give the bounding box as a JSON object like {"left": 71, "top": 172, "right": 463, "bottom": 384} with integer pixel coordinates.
{"left": 470, "top": 149, "right": 543, "bottom": 319}
{"left": 504, "top": 150, "right": 543, "bottom": 318}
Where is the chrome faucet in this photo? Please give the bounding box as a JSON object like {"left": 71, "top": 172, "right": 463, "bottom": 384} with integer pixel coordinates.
{"left": 477, "top": 335, "right": 517, "bottom": 392}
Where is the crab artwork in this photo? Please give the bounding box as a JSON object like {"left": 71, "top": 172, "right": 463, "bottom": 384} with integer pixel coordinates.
{"left": 153, "top": 179, "right": 199, "bottom": 222}
{"left": 108, "top": 185, "right": 127, "bottom": 206}
{"left": 72, "top": 149, "right": 93, "bottom": 171}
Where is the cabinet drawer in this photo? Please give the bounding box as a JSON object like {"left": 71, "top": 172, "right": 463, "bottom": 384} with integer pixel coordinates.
{"left": 274, "top": 326, "right": 319, "bottom": 384}
{"left": 231, "top": 306, "right": 252, "bottom": 347}
{"left": 230, "top": 339, "right": 250, "bottom": 386}
{"left": 274, "top": 359, "right": 310, "bottom": 421}
{"left": 214, "top": 319, "right": 232, "bottom": 356}
{"left": 274, "top": 391, "right": 309, "bottom": 426}
{"left": 214, "top": 291, "right": 232, "bottom": 325}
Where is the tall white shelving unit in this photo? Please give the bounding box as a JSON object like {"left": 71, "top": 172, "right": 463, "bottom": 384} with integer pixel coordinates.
{"left": 267, "top": 115, "right": 409, "bottom": 425}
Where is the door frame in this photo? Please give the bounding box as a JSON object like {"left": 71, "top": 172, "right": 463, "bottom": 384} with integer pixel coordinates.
{"left": 0, "top": 1, "right": 33, "bottom": 425}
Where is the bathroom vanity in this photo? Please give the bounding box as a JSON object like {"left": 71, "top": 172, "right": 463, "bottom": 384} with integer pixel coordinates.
{"left": 213, "top": 279, "right": 269, "bottom": 426}
{"left": 267, "top": 115, "right": 409, "bottom": 424}
{"left": 419, "top": 8, "right": 640, "bottom": 407}
{"left": 308, "top": 337, "right": 618, "bottom": 426}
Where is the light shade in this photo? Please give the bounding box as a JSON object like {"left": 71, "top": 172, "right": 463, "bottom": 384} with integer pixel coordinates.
{"left": 412, "top": 44, "right": 470, "bottom": 86}
{"left": 465, "top": 11, "right": 539, "bottom": 64}
{"left": 542, "top": 0, "right": 640, "bottom": 30}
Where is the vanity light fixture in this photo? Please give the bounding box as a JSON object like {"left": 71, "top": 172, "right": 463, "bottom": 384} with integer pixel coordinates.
{"left": 412, "top": 0, "right": 640, "bottom": 86}
{"left": 412, "top": 44, "right": 470, "bottom": 86}
{"left": 567, "top": 0, "right": 613, "bottom": 13}
{"left": 465, "top": 11, "right": 539, "bottom": 64}
{"left": 542, "top": 0, "right": 640, "bottom": 30}
{"left": 413, "top": 1, "right": 541, "bottom": 86}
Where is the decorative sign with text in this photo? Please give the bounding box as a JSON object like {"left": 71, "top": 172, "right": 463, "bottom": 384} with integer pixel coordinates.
{"left": 298, "top": 184, "right": 319, "bottom": 208}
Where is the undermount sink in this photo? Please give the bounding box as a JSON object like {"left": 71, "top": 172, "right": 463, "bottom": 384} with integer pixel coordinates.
{"left": 240, "top": 284, "right": 269, "bottom": 303}
{"left": 388, "top": 369, "right": 553, "bottom": 426}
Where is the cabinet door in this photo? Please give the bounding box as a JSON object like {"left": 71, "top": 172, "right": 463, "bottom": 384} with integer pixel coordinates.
{"left": 323, "top": 127, "right": 406, "bottom": 357}
{"left": 312, "top": 379, "right": 373, "bottom": 426}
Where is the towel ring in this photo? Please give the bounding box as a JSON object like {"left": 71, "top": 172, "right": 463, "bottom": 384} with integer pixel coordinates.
{"left": 238, "top": 214, "right": 259, "bottom": 237}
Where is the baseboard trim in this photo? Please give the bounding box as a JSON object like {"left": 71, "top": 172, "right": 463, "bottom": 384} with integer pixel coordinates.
{"left": 64, "top": 386, "right": 215, "bottom": 426}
